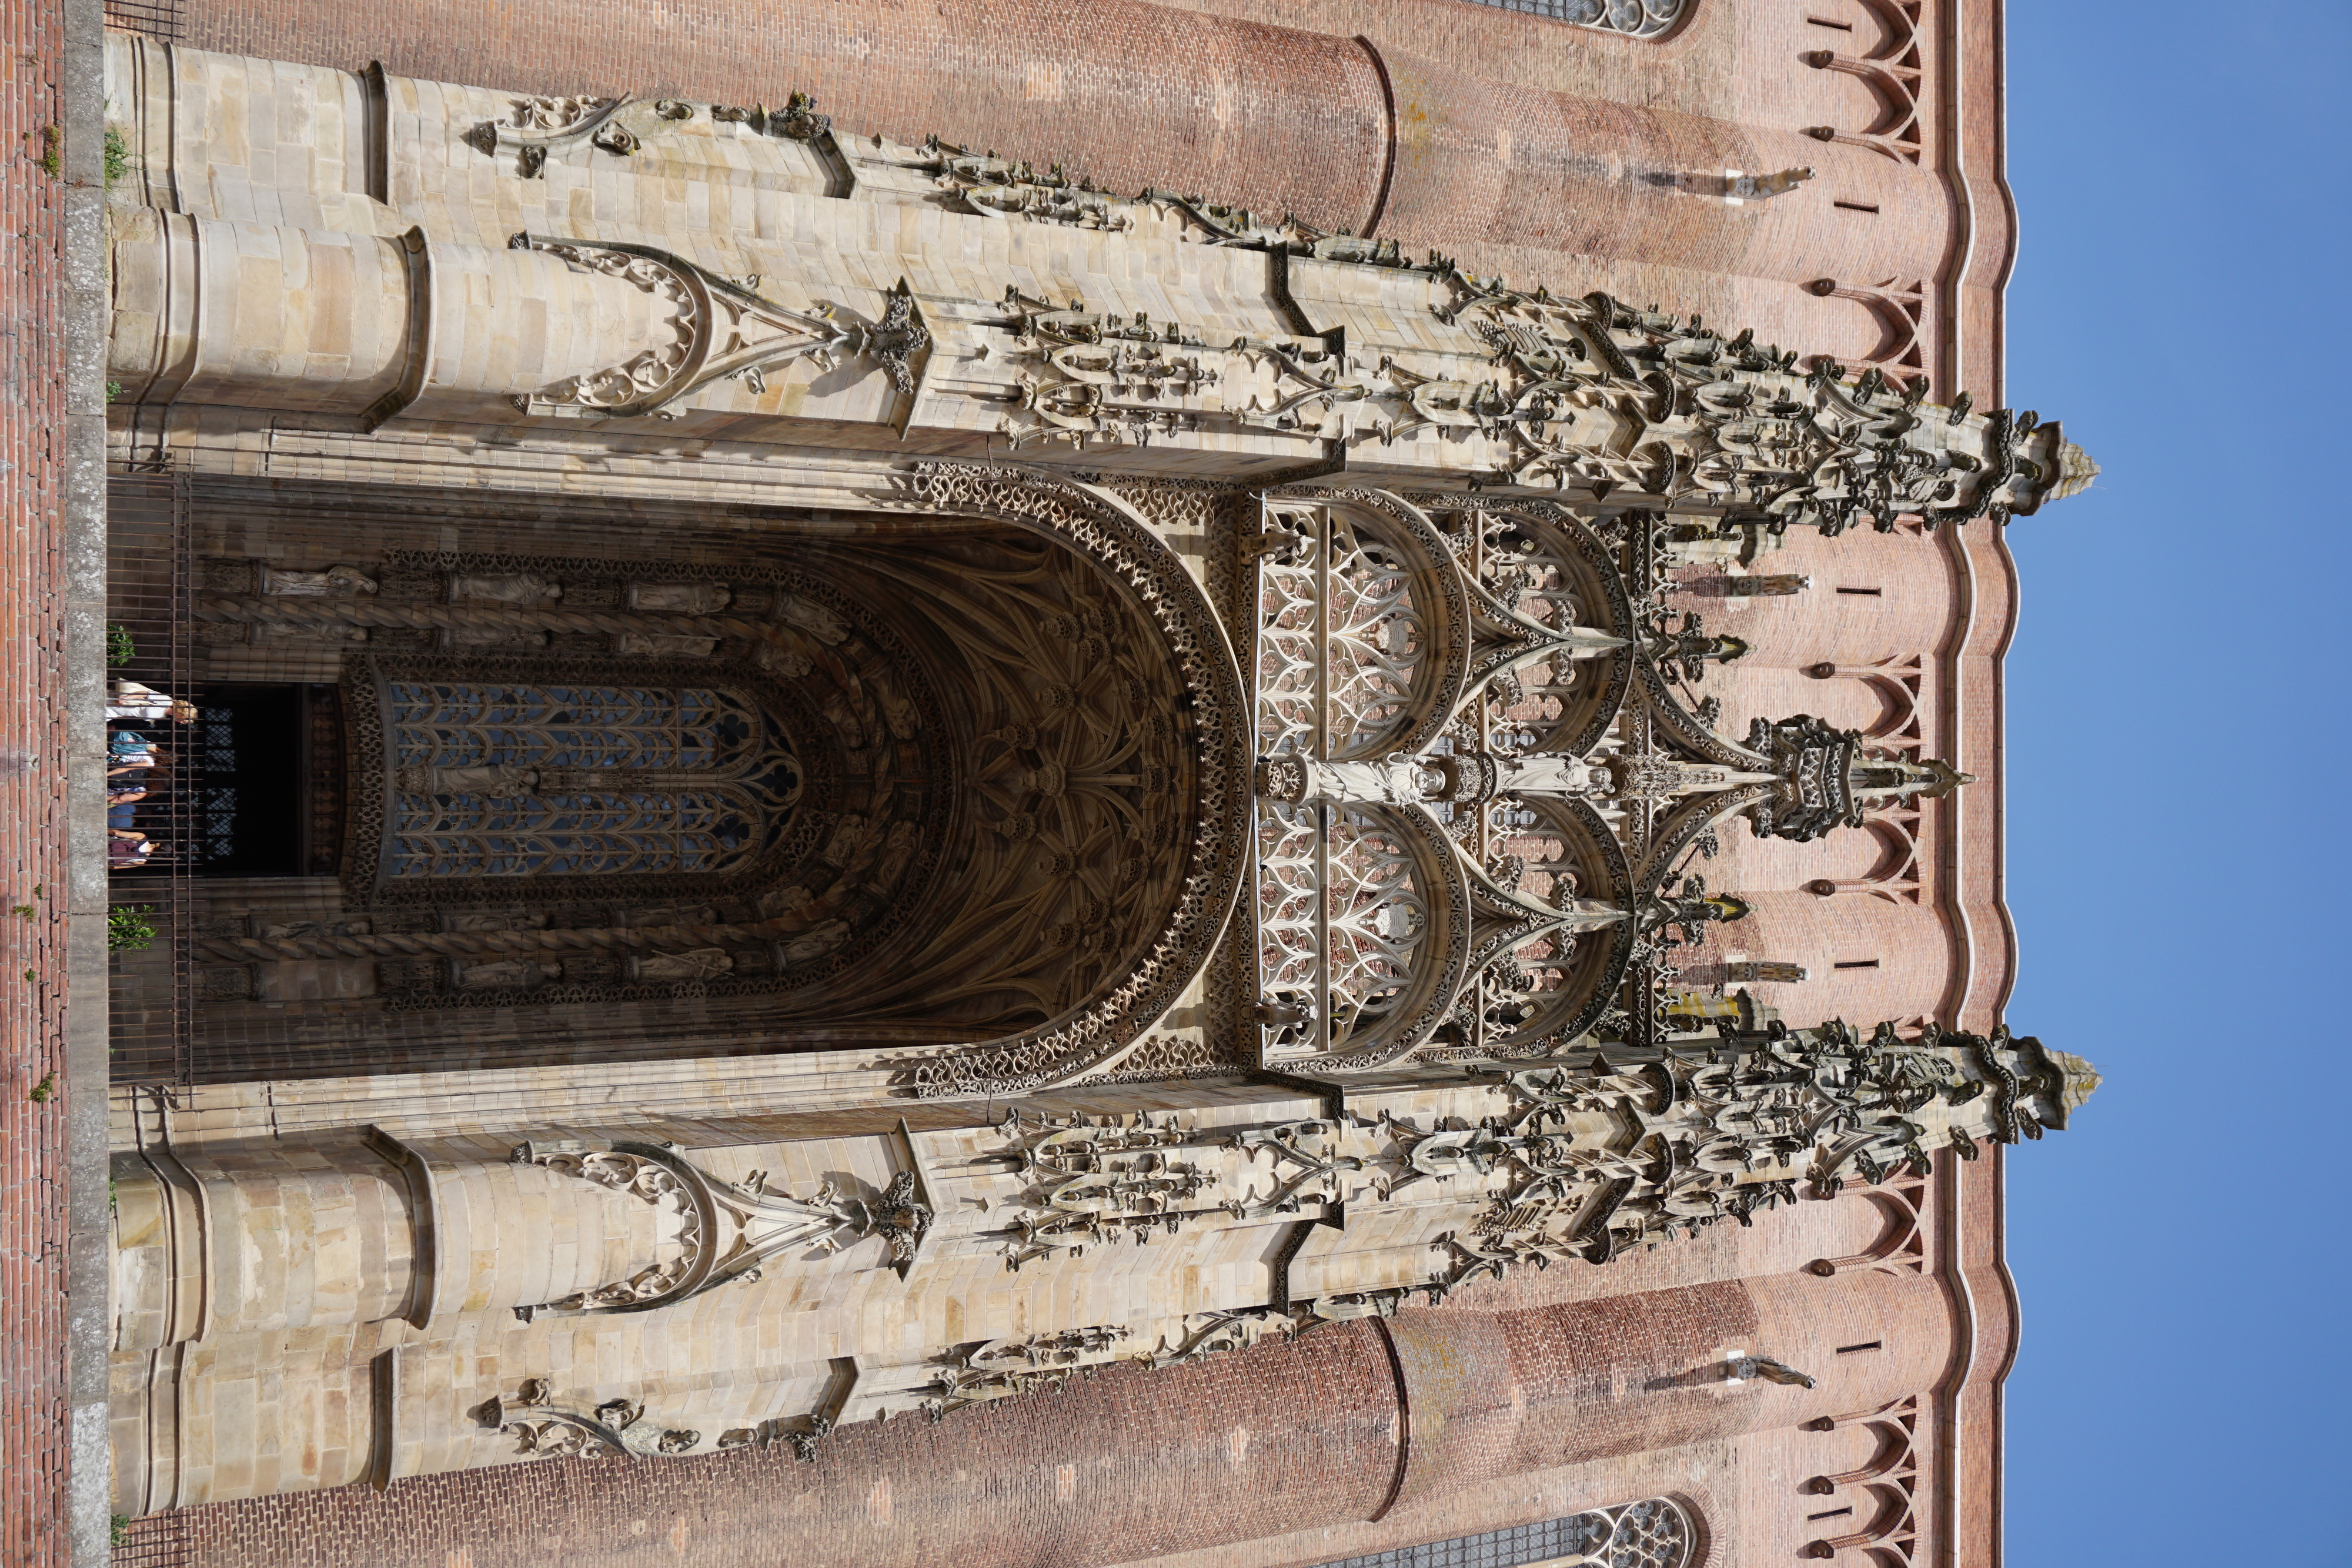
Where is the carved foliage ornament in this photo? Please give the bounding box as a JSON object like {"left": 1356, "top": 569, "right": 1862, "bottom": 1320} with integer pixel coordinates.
{"left": 483, "top": 1378, "right": 700, "bottom": 1460}
{"left": 509, "top": 1139, "right": 934, "bottom": 1316}
{"left": 1427, "top": 283, "right": 2092, "bottom": 529}
{"left": 509, "top": 235, "right": 930, "bottom": 419}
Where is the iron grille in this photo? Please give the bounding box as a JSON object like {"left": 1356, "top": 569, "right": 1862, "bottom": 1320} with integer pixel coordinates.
{"left": 101, "top": 0, "right": 184, "bottom": 40}
{"left": 106, "top": 468, "right": 195, "bottom": 1085}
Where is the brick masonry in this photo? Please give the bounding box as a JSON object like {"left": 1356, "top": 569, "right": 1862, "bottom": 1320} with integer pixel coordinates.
{"left": 106, "top": 1166, "right": 2017, "bottom": 1568}
{"left": 0, "top": 0, "right": 80, "bottom": 1559}
{"left": 155, "top": 0, "right": 2002, "bottom": 385}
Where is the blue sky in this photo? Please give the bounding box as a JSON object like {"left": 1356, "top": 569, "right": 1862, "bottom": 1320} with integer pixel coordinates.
{"left": 2001, "top": 2, "right": 2351, "bottom": 1562}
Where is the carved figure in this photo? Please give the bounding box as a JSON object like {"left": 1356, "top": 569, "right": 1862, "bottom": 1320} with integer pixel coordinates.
{"left": 442, "top": 911, "right": 549, "bottom": 934}
{"left": 1725, "top": 168, "right": 1815, "bottom": 200}
{"left": 614, "top": 633, "right": 720, "bottom": 657}
{"left": 865, "top": 820, "right": 920, "bottom": 894}
{"left": 257, "top": 919, "right": 371, "bottom": 941}
{"left": 869, "top": 669, "right": 920, "bottom": 739}
{"left": 754, "top": 642, "right": 815, "bottom": 678}
{"left": 1724, "top": 961, "right": 1807, "bottom": 983}
{"left": 776, "top": 593, "right": 850, "bottom": 645}
{"left": 627, "top": 948, "right": 734, "bottom": 983}
{"left": 820, "top": 693, "right": 867, "bottom": 749}
{"left": 756, "top": 885, "right": 816, "bottom": 920}
{"left": 1643, "top": 876, "right": 1753, "bottom": 948}
{"left": 254, "top": 621, "right": 371, "bottom": 644}
{"left": 1720, "top": 573, "right": 1812, "bottom": 597}
{"left": 617, "top": 904, "right": 720, "bottom": 928}
{"left": 626, "top": 583, "right": 732, "bottom": 614}
{"left": 776, "top": 920, "right": 850, "bottom": 967}
{"left": 456, "top": 958, "right": 565, "bottom": 989}
{"left": 262, "top": 565, "right": 377, "bottom": 597}
{"left": 870, "top": 1171, "right": 932, "bottom": 1264}
{"left": 440, "top": 626, "right": 550, "bottom": 649}
{"left": 450, "top": 573, "right": 563, "bottom": 604}
{"left": 1725, "top": 1354, "right": 1816, "bottom": 1388}
{"left": 817, "top": 814, "right": 873, "bottom": 867}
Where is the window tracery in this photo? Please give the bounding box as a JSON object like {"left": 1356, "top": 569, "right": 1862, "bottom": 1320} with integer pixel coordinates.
{"left": 1258, "top": 504, "right": 1436, "bottom": 761}
{"left": 1257, "top": 804, "right": 1433, "bottom": 1057}
{"left": 1455, "top": 0, "right": 1688, "bottom": 38}
{"left": 384, "top": 681, "right": 797, "bottom": 881}
{"left": 1307, "top": 1497, "right": 1695, "bottom": 1568}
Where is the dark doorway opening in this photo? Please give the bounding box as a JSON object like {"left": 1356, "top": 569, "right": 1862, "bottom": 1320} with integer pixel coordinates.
{"left": 188, "top": 684, "right": 344, "bottom": 877}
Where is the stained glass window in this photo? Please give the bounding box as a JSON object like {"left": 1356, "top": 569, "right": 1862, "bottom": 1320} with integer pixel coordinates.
{"left": 385, "top": 683, "right": 794, "bottom": 880}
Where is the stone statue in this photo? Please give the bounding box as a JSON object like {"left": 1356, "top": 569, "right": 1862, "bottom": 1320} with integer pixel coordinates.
{"left": 1719, "top": 573, "right": 1812, "bottom": 597}
{"left": 1724, "top": 959, "right": 1806, "bottom": 983}
{"left": 442, "top": 626, "right": 551, "bottom": 649}
{"left": 1725, "top": 167, "right": 1813, "bottom": 200}
{"left": 865, "top": 821, "right": 920, "bottom": 894}
{"left": 776, "top": 920, "right": 851, "bottom": 967}
{"left": 756, "top": 885, "right": 816, "bottom": 920}
{"left": 627, "top": 948, "right": 734, "bottom": 982}
{"left": 261, "top": 564, "right": 378, "bottom": 597}
{"left": 616, "top": 904, "right": 719, "bottom": 928}
{"left": 442, "top": 911, "right": 550, "bottom": 934}
{"left": 820, "top": 693, "right": 867, "bottom": 749}
{"left": 456, "top": 958, "right": 565, "bottom": 989}
{"left": 755, "top": 641, "right": 815, "bottom": 678}
{"left": 817, "top": 814, "right": 873, "bottom": 867}
{"left": 255, "top": 621, "right": 371, "bottom": 643}
{"left": 450, "top": 573, "right": 563, "bottom": 604}
{"left": 1724, "top": 1355, "right": 1815, "bottom": 1388}
{"left": 258, "top": 918, "right": 371, "bottom": 941}
{"left": 626, "top": 582, "right": 732, "bottom": 614}
{"left": 1643, "top": 875, "right": 1752, "bottom": 948}
{"left": 870, "top": 670, "right": 920, "bottom": 740}
{"left": 615, "top": 633, "right": 720, "bottom": 657}
{"left": 776, "top": 592, "right": 850, "bottom": 646}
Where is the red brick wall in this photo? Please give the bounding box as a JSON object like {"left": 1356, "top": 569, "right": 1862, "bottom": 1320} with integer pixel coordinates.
{"left": 122, "top": 1258, "right": 1960, "bottom": 1568}
{"left": 1, "top": 3, "right": 74, "bottom": 1564}
{"left": 173, "top": 0, "right": 1394, "bottom": 239}
{"left": 157, "top": 0, "right": 1968, "bottom": 366}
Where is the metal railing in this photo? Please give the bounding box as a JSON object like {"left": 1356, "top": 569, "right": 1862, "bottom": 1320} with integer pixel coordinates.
{"left": 109, "top": 1507, "right": 192, "bottom": 1566}
{"left": 106, "top": 469, "right": 195, "bottom": 1086}
{"left": 101, "top": 0, "right": 184, "bottom": 41}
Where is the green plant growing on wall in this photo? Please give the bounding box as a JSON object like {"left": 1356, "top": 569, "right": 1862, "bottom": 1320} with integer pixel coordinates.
{"left": 108, "top": 905, "right": 159, "bottom": 951}
{"left": 28, "top": 1073, "right": 55, "bottom": 1103}
{"left": 106, "top": 623, "right": 136, "bottom": 664}
{"left": 103, "top": 126, "right": 131, "bottom": 185}
{"left": 36, "top": 123, "right": 59, "bottom": 176}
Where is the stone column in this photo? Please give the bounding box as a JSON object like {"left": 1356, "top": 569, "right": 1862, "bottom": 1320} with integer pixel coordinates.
{"left": 105, "top": 217, "right": 688, "bottom": 419}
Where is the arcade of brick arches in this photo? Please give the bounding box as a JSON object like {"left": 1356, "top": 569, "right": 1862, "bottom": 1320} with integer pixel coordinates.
{"left": 88, "top": 1, "right": 2096, "bottom": 1565}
